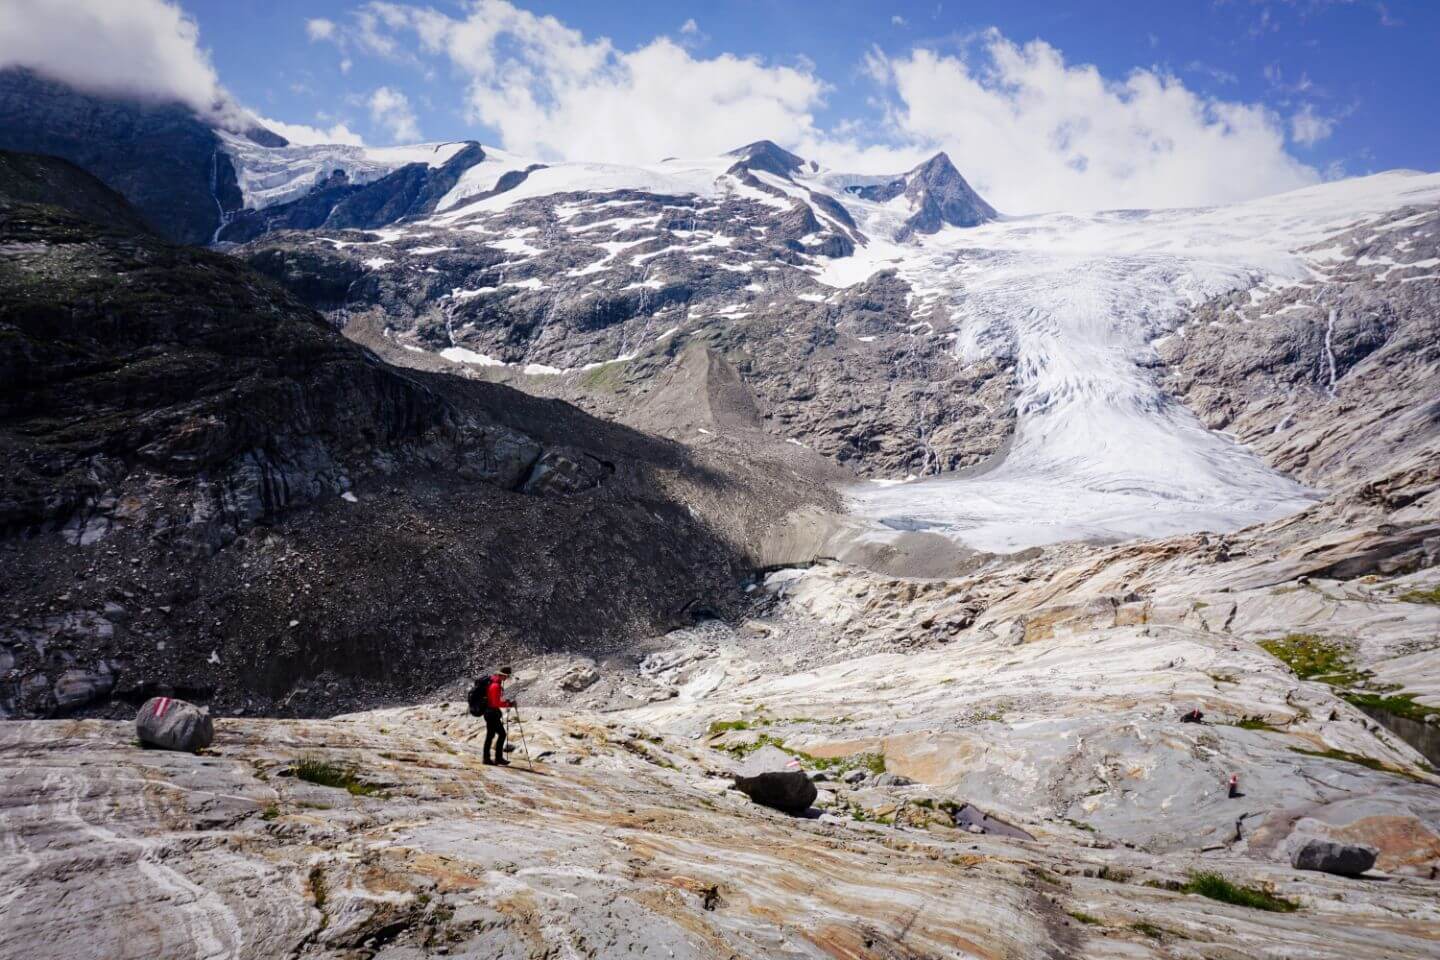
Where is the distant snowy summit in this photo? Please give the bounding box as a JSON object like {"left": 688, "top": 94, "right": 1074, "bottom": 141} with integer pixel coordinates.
{"left": 0, "top": 68, "right": 1001, "bottom": 249}
{"left": 838, "top": 152, "right": 998, "bottom": 239}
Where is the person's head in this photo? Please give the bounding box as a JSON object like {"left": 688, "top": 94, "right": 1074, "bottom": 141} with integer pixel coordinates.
{"left": 498, "top": 666, "right": 513, "bottom": 678}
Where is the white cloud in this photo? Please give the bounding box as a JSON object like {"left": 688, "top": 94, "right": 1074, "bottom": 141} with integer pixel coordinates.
{"left": 368, "top": 85, "right": 421, "bottom": 142}
{"left": 324, "top": 3, "right": 1321, "bottom": 212}
{"left": 361, "top": 0, "right": 827, "bottom": 164}
{"left": 861, "top": 34, "right": 1318, "bottom": 212}
{"left": 0, "top": 0, "right": 248, "bottom": 125}
{"left": 1290, "top": 103, "right": 1334, "bottom": 147}
{"left": 306, "top": 18, "right": 337, "bottom": 41}
{"left": 680, "top": 18, "right": 699, "bottom": 35}
{"left": 255, "top": 115, "right": 365, "bottom": 146}
{"left": 891, "top": 15, "right": 908, "bottom": 27}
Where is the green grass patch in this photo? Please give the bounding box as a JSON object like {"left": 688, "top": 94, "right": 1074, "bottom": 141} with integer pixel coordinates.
{"left": 260, "top": 804, "right": 280, "bottom": 821}
{"left": 293, "top": 755, "right": 383, "bottom": 796}
{"left": 707, "top": 719, "right": 754, "bottom": 736}
{"left": 1398, "top": 585, "right": 1440, "bottom": 604}
{"left": 1343, "top": 691, "right": 1440, "bottom": 723}
{"left": 1232, "top": 716, "right": 1284, "bottom": 732}
{"left": 1130, "top": 922, "right": 1165, "bottom": 939}
{"left": 1067, "top": 911, "right": 1102, "bottom": 926}
{"left": 1291, "top": 746, "right": 1426, "bottom": 781}
{"left": 580, "top": 361, "right": 627, "bottom": 392}
{"left": 1258, "top": 634, "right": 1354, "bottom": 682}
{"left": 1181, "top": 872, "right": 1297, "bottom": 912}
{"left": 1258, "top": 634, "right": 1438, "bottom": 729}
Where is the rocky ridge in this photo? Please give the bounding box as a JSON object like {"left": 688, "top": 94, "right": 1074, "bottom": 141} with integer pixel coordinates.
{"left": 237, "top": 141, "right": 1018, "bottom": 479}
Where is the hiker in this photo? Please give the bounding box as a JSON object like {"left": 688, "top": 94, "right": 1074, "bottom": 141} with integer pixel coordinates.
{"left": 1181, "top": 708, "right": 1205, "bottom": 724}
{"left": 469, "top": 667, "right": 516, "bottom": 766}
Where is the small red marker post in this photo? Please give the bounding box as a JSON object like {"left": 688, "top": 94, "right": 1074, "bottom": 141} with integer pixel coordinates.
{"left": 1227, "top": 773, "right": 1240, "bottom": 798}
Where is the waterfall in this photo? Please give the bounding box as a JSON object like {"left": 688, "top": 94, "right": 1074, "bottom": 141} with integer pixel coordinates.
{"left": 208, "top": 150, "right": 235, "bottom": 245}
{"left": 1322, "top": 308, "right": 1340, "bottom": 397}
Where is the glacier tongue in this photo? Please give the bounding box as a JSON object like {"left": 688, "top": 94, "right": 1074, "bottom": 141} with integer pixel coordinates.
{"left": 217, "top": 132, "right": 470, "bottom": 210}
{"left": 842, "top": 171, "right": 1440, "bottom": 552}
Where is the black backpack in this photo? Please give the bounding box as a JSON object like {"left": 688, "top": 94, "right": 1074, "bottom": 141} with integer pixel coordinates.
{"left": 468, "top": 677, "right": 493, "bottom": 716}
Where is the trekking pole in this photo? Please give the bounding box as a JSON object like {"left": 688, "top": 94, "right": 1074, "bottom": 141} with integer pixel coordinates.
{"left": 510, "top": 705, "right": 534, "bottom": 771}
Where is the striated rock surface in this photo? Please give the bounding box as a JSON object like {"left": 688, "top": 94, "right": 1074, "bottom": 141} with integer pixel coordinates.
{"left": 4, "top": 703, "right": 1440, "bottom": 960}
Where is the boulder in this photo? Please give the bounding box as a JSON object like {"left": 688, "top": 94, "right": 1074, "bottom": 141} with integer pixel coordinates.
{"left": 725, "top": 734, "right": 808, "bottom": 814}
{"left": 733, "top": 771, "right": 817, "bottom": 815}
{"left": 1291, "top": 839, "right": 1377, "bottom": 876}
{"left": 135, "top": 696, "right": 214, "bottom": 752}
{"left": 735, "top": 744, "right": 798, "bottom": 777}
{"left": 52, "top": 669, "right": 114, "bottom": 713}
{"left": 559, "top": 665, "right": 600, "bottom": 692}
{"left": 874, "top": 773, "right": 914, "bottom": 787}
{"left": 949, "top": 803, "right": 1035, "bottom": 841}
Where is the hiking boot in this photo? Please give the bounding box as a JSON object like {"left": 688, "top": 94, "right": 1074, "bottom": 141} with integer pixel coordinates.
{"left": 482, "top": 757, "right": 496, "bottom": 765}
{"left": 495, "top": 757, "right": 511, "bottom": 766}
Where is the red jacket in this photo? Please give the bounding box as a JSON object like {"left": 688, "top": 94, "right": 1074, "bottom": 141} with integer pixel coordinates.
{"left": 486, "top": 674, "right": 513, "bottom": 709}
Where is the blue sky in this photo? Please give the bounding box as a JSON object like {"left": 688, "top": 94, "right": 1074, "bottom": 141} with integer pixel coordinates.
{"left": 201, "top": 1, "right": 1436, "bottom": 174}
{"left": 5, "top": 1, "right": 1437, "bottom": 212}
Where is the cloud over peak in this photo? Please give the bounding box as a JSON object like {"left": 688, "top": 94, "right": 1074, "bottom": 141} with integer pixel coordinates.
{"left": 0, "top": 0, "right": 245, "bottom": 125}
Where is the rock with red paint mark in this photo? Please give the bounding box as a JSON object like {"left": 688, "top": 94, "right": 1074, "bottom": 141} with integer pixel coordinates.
{"left": 135, "top": 696, "right": 214, "bottom": 752}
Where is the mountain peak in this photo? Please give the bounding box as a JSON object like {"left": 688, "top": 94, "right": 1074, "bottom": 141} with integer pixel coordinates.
{"left": 913, "top": 151, "right": 957, "bottom": 178}
{"left": 843, "top": 152, "right": 996, "bottom": 239}
{"left": 726, "top": 139, "right": 813, "bottom": 179}
{"left": 902, "top": 151, "right": 996, "bottom": 235}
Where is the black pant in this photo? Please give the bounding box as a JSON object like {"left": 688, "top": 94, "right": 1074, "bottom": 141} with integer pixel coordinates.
{"left": 483, "top": 707, "right": 506, "bottom": 760}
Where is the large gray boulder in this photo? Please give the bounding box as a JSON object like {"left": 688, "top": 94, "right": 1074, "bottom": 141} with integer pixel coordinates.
{"left": 1291, "top": 839, "right": 1377, "bottom": 876}
{"left": 731, "top": 744, "right": 816, "bottom": 814}
{"left": 734, "top": 771, "right": 817, "bottom": 815}
{"left": 135, "top": 696, "right": 214, "bottom": 752}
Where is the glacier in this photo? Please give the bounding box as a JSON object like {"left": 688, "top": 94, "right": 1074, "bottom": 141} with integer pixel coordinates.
{"left": 834, "top": 171, "right": 1440, "bottom": 551}
{"left": 218, "top": 133, "right": 471, "bottom": 210}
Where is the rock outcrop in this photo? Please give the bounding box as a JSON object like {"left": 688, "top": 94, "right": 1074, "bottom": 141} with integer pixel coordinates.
{"left": 3, "top": 704, "right": 1438, "bottom": 959}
